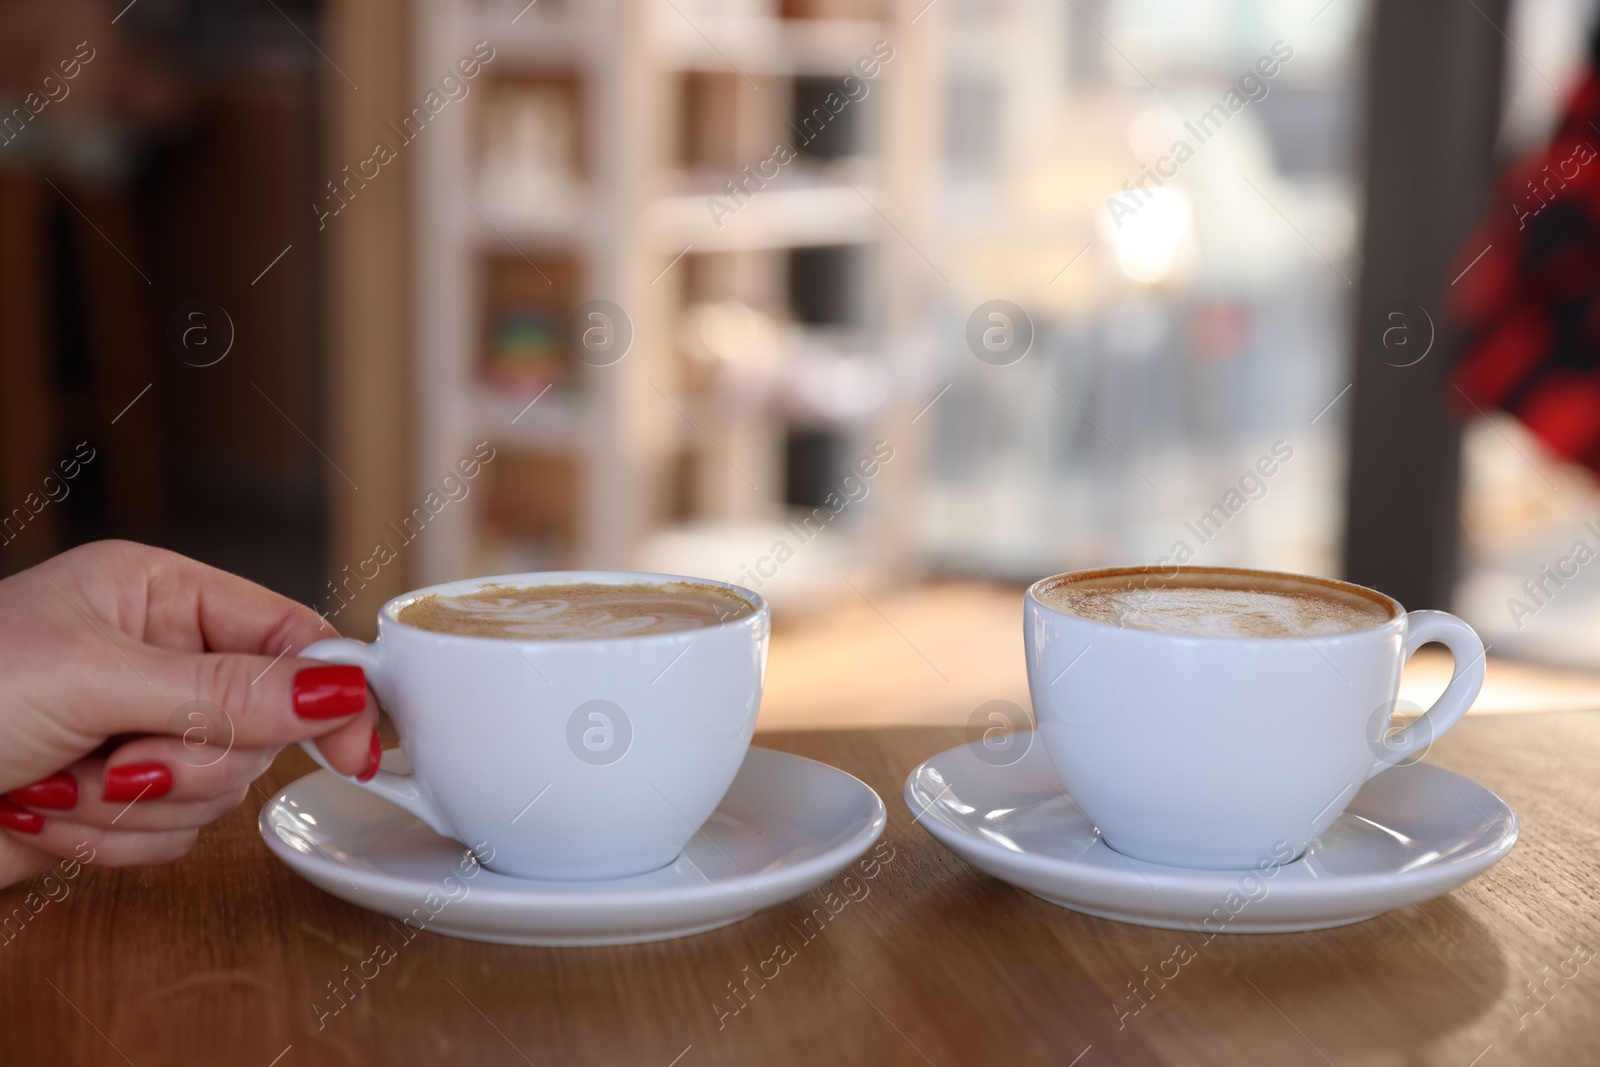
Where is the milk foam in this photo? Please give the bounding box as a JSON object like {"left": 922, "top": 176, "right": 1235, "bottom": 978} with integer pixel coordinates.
{"left": 395, "top": 581, "right": 755, "bottom": 639}
{"left": 1037, "top": 578, "right": 1389, "bottom": 638}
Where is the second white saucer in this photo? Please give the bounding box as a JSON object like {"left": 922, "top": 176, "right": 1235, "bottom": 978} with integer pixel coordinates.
{"left": 905, "top": 735, "right": 1517, "bottom": 932}
{"left": 262, "top": 747, "right": 886, "bottom": 946}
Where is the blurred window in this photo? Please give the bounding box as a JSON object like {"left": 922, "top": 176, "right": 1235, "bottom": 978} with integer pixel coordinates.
{"left": 920, "top": 0, "right": 1369, "bottom": 580}
{"left": 1454, "top": 0, "right": 1600, "bottom": 666}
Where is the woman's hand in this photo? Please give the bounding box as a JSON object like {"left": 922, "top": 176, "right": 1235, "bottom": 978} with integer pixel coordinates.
{"left": 0, "top": 540, "right": 379, "bottom": 887}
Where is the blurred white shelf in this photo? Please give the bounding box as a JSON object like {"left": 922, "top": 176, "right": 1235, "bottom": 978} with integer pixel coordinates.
{"left": 645, "top": 183, "right": 879, "bottom": 250}
{"left": 474, "top": 386, "right": 586, "bottom": 451}
{"left": 472, "top": 201, "right": 588, "bottom": 250}
{"left": 473, "top": 9, "right": 887, "bottom": 75}
{"left": 472, "top": 12, "right": 597, "bottom": 66}
{"left": 648, "top": 15, "right": 887, "bottom": 76}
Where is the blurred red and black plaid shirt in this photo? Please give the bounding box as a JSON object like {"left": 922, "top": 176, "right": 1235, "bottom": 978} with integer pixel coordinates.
{"left": 1453, "top": 52, "right": 1600, "bottom": 472}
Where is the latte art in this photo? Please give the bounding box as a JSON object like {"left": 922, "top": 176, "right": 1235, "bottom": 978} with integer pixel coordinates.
{"left": 396, "top": 581, "right": 755, "bottom": 639}
{"left": 1035, "top": 570, "right": 1392, "bottom": 638}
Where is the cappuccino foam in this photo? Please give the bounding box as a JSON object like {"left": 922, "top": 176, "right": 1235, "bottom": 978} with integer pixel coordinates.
{"left": 396, "top": 581, "right": 755, "bottom": 639}
{"left": 1036, "top": 572, "right": 1391, "bottom": 638}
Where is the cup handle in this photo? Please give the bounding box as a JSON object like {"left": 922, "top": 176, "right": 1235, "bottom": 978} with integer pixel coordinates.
{"left": 1368, "top": 610, "right": 1486, "bottom": 779}
{"left": 297, "top": 637, "right": 457, "bottom": 838}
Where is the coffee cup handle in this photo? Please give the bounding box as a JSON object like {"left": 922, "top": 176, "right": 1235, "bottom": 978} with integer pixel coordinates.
{"left": 1369, "top": 610, "right": 1486, "bottom": 778}
{"left": 296, "top": 637, "right": 457, "bottom": 837}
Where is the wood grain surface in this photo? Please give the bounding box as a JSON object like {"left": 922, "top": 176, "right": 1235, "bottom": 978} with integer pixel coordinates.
{"left": 2, "top": 713, "right": 1597, "bottom": 1066}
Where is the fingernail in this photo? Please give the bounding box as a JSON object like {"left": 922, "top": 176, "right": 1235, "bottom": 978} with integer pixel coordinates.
{"left": 7, "top": 771, "right": 77, "bottom": 810}
{"left": 103, "top": 762, "right": 174, "bottom": 803}
{"left": 358, "top": 729, "right": 382, "bottom": 782}
{"left": 0, "top": 799, "right": 44, "bottom": 834}
{"left": 293, "top": 665, "right": 367, "bottom": 719}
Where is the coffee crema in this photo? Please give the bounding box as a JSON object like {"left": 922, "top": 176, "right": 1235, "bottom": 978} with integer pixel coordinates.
{"left": 395, "top": 581, "right": 755, "bottom": 639}
{"left": 1034, "top": 568, "right": 1392, "bottom": 639}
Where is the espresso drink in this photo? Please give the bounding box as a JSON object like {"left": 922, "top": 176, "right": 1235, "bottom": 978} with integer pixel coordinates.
{"left": 396, "top": 581, "right": 755, "bottom": 639}
{"left": 1034, "top": 568, "right": 1392, "bottom": 638}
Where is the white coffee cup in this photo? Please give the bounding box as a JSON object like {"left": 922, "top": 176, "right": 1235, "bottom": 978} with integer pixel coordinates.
{"left": 296, "top": 571, "right": 769, "bottom": 880}
{"left": 1024, "top": 566, "right": 1485, "bottom": 870}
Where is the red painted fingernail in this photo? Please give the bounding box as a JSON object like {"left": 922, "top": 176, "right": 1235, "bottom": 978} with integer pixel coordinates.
{"left": 8, "top": 771, "right": 78, "bottom": 810}
{"left": 0, "top": 799, "right": 44, "bottom": 834}
{"left": 294, "top": 665, "right": 367, "bottom": 719}
{"left": 358, "top": 729, "right": 382, "bottom": 782}
{"left": 103, "top": 762, "right": 174, "bottom": 803}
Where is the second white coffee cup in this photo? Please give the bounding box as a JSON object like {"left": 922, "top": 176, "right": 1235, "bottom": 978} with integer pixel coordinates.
{"left": 1025, "top": 566, "right": 1485, "bottom": 870}
{"left": 294, "top": 571, "right": 769, "bottom": 881}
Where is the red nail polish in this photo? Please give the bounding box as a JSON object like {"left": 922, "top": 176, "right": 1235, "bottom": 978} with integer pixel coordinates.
{"left": 294, "top": 665, "right": 367, "bottom": 719}
{"left": 359, "top": 729, "right": 382, "bottom": 782}
{"left": 8, "top": 771, "right": 78, "bottom": 810}
{"left": 103, "top": 763, "right": 174, "bottom": 803}
{"left": 0, "top": 799, "right": 44, "bottom": 834}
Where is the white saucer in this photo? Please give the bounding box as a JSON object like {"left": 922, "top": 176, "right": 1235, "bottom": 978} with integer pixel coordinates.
{"left": 904, "top": 736, "right": 1518, "bottom": 933}
{"left": 261, "top": 747, "right": 886, "bottom": 946}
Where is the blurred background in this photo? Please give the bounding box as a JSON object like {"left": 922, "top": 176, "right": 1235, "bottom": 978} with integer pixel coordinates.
{"left": 7, "top": 0, "right": 1600, "bottom": 721}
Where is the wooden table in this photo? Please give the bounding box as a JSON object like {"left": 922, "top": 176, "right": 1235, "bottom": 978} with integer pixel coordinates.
{"left": 3, "top": 713, "right": 1598, "bottom": 1066}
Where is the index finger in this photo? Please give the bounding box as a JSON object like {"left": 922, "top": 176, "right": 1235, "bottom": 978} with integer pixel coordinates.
{"left": 139, "top": 544, "right": 337, "bottom": 656}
